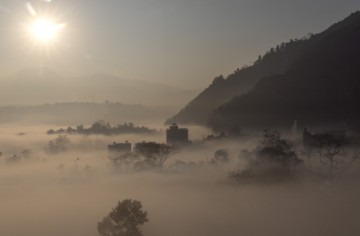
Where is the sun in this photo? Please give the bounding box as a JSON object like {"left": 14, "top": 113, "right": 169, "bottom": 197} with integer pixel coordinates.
{"left": 29, "top": 18, "right": 65, "bottom": 43}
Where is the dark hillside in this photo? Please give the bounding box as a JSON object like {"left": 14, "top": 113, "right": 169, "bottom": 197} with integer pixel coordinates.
{"left": 166, "top": 35, "right": 311, "bottom": 124}
{"left": 167, "top": 11, "right": 360, "bottom": 128}
{"left": 209, "top": 12, "right": 360, "bottom": 131}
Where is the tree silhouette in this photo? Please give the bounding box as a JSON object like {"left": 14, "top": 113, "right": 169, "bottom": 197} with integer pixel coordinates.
{"left": 313, "top": 133, "right": 350, "bottom": 177}
{"left": 98, "top": 199, "right": 148, "bottom": 236}
{"left": 229, "top": 130, "right": 302, "bottom": 183}
{"left": 47, "top": 135, "right": 70, "bottom": 154}
{"left": 211, "top": 149, "right": 229, "bottom": 165}
{"left": 135, "top": 142, "right": 177, "bottom": 169}
{"left": 256, "top": 130, "right": 302, "bottom": 170}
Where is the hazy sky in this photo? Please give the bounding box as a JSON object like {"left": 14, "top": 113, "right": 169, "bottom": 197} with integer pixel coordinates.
{"left": 0, "top": 0, "right": 359, "bottom": 88}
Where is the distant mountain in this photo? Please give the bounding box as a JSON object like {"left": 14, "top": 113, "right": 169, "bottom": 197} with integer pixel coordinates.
{"left": 0, "top": 69, "right": 198, "bottom": 107}
{"left": 0, "top": 102, "right": 177, "bottom": 126}
{"left": 208, "top": 11, "right": 360, "bottom": 131}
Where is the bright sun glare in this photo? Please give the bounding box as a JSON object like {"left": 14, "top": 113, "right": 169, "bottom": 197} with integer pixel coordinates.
{"left": 29, "top": 18, "right": 65, "bottom": 43}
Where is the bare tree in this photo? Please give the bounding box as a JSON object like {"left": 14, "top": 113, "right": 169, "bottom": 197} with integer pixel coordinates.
{"left": 135, "top": 142, "right": 177, "bottom": 169}
{"left": 313, "top": 134, "right": 350, "bottom": 177}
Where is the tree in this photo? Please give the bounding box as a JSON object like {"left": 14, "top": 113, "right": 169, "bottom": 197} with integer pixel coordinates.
{"left": 229, "top": 130, "right": 302, "bottom": 183}
{"left": 256, "top": 130, "right": 302, "bottom": 171}
{"left": 110, "top": 152, "right": 139, "bottom": 172}
{"left": 47, "top": 135, "right": 70, "bottom": 154}
{"left": 211, "top": 75, "right": 225, "bottom": 85}
{"left": 98, "top": 199, "right": 148, "bottom": 236}
{"left": 91, "top": 120, "right": 111, "bottom": 135}
{"left": 135, "top": 142, "right": 177, "bottom": 169}
{"left": 312, "top": 133, "right": 350, "bottom": 177}
{"left": 210, "top": 149, "right": 230, "bottom": 165}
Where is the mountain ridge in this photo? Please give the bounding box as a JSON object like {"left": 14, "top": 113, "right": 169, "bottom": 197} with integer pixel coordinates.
{"left": 166, "top": 11, "right": 360, "bottom": 128}
{"left": 208, "top": 11, "right": 360, "bottom": 131}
